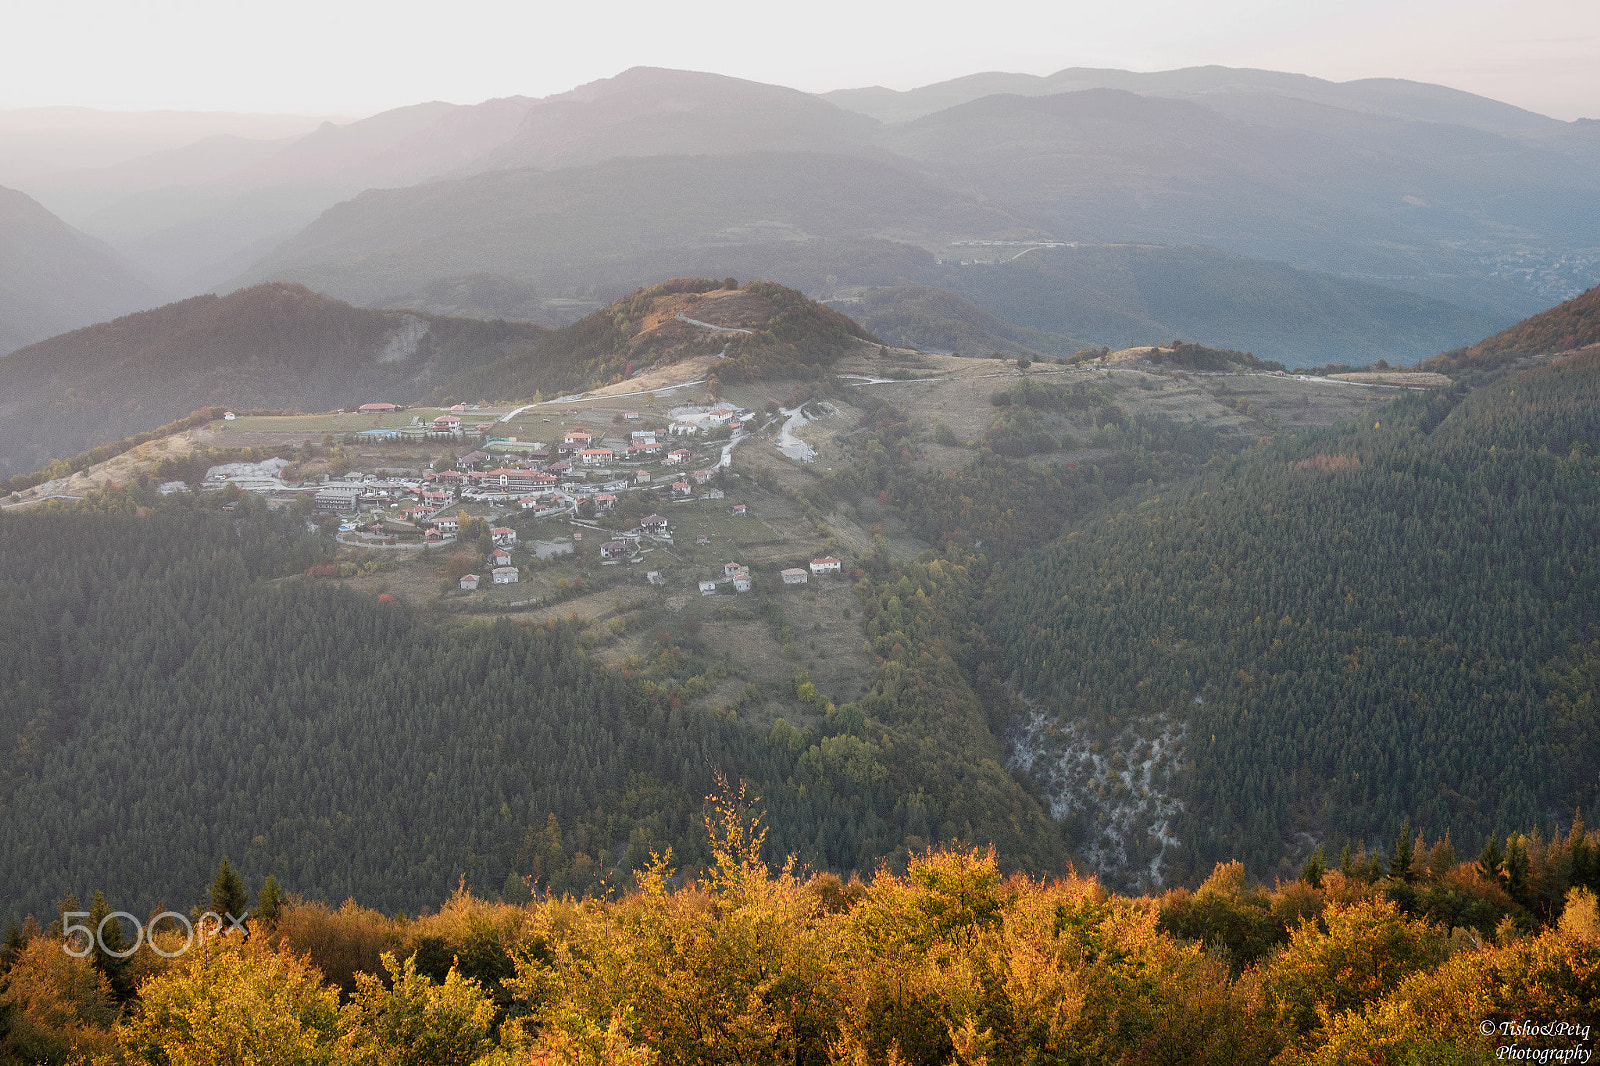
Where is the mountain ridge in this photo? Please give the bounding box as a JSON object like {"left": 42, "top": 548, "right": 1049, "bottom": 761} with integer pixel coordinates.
{"left": 1422, "top": 284, "right": 1600, "bottom": 373}
{"left": 0, "top": 185, "right": 167, "bottom": 354}
{"left": 0, "top": 282, "right": 545, "bottom": 474}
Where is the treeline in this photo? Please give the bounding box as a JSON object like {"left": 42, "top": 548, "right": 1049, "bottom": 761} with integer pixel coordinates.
{"left": 3, "top": 803, "right": 1596, "bottom": 1065}
{"left": 989, "top": 351, "right": 1600, "bottom": 882}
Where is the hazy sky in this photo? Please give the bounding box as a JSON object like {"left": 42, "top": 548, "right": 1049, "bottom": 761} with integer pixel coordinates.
{"left": 5, "top": 0, "right": 1597, "bottom": 120}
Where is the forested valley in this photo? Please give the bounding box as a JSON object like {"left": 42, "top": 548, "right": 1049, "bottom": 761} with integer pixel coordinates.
{"left": 1, "top": 320, "right": 1598, "bottom": 1063}
{"left": 990, "top": 351, "right": 1600, "bottom": 884}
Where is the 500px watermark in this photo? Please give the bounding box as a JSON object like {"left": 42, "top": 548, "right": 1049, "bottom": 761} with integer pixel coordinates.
{"left": 62, "top": 910, "right": 248, "bottom": 959}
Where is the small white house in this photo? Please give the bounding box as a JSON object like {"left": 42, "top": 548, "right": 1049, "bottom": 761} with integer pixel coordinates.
{"left": 733, "top": 574, "right": 752, "bottom": 593}
{"left": 647, "top": 571, "right": 666, "bottom": 585}
{"left": 698, "top": 580, "right": 718, "bottom": 595}
{"left": 810, "top": 557, "right": 842, "bottom": 574}
{"left": 223, "top": 411, "right": 236, "bottom": 421}
{"left": 491, "top": 527, "right": 517, "bottom": 546}
{"left": 781, "top": 568, "right": 809, "bottom": 585}
{"left": 460, "top": 574, "right": 480, "bottom": 591}
{"left": 666, "top": 449, "right": 692, "bottom": 465}
{"left": 729, "top": 503, "right": 746, "bottom": 516}
{"left": 642, "top": 514, "right": 669, "bottom": 534}
{"left": 671, "top": 481, "right": 692, "bottom": 496}
{"left": 600, "top": 540, "right": 628, "bottom": 560}
{"left": 492, "top": 548, "right": 512, "bottom": 566}
{"left": 724, "top": 562, "right": 746, "bottom": 578}
{"left": 493, "top": 566, "right": 519, "bottom": 584}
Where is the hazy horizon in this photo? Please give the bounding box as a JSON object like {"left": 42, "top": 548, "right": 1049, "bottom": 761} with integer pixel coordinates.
{"left": 3, "top": 0, "right": 1596, "bottom": 122}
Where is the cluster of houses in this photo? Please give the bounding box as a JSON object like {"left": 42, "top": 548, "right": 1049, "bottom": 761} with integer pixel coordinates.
{"left": 368, "top": 422, "right": 740, "bottom": 533}
{"left": 699, "top": 556, "right": 841, "bottom": 595}
{"left": 458, "top": 566, "right": 518, "bottom": 590}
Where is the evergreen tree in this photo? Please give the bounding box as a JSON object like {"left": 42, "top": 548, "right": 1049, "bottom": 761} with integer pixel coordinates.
{"left": 255, "top": 876, "right": 287, "bottom": 930}
{"left": 1300, "top": 846, "right": 1326, "bottom": 889}
{"left": 1391, "top": 821, "right": 1415, "bottom": 883}
{"left": 210, "top": 859, "right": 248, "bottom": 923}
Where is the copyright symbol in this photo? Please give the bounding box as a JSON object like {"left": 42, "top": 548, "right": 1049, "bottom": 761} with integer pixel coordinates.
{"left": 1479, "top": 1020, "right": 1495, "bottom": 1035}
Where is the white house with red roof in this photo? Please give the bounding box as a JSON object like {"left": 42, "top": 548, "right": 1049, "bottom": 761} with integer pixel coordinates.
{"left": 491, "top": 527, "right": 517, "bottom": 546}
{"left": 810, "top": 557, "right": 842, "bottom": 574}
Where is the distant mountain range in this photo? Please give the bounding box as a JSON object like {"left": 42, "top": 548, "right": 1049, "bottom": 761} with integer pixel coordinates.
{"left": 4, "top": 63, "right": 1598, "bottom": 368}
{"left": 821, "top": 65, "right": 1570, "bottom": 132}
{"left": 0, "top": 185, "right": 166, "bottom": 354}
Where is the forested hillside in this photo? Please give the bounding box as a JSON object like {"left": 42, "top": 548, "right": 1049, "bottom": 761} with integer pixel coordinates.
{"left": 435, "top": 278, "right": 875, "bottom": 401}
{"left": 0, "top": 486, "right": 1068, "bottom": 927}
{"left": 0, "top": 282, "right": 546, "bottom": 475}
{"left": 989, "top": 350, "right": 1600, "bottom": 885}
{"left": 0, "top": 284, "right": 550, "bottom": 473}
{"left": 1425, "top": 283, "right": 1600, "bottom": 372}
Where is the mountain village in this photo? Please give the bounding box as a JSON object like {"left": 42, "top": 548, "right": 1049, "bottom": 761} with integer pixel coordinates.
{"left": 192, "top": 396, "right": 853, "bottom": 607}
